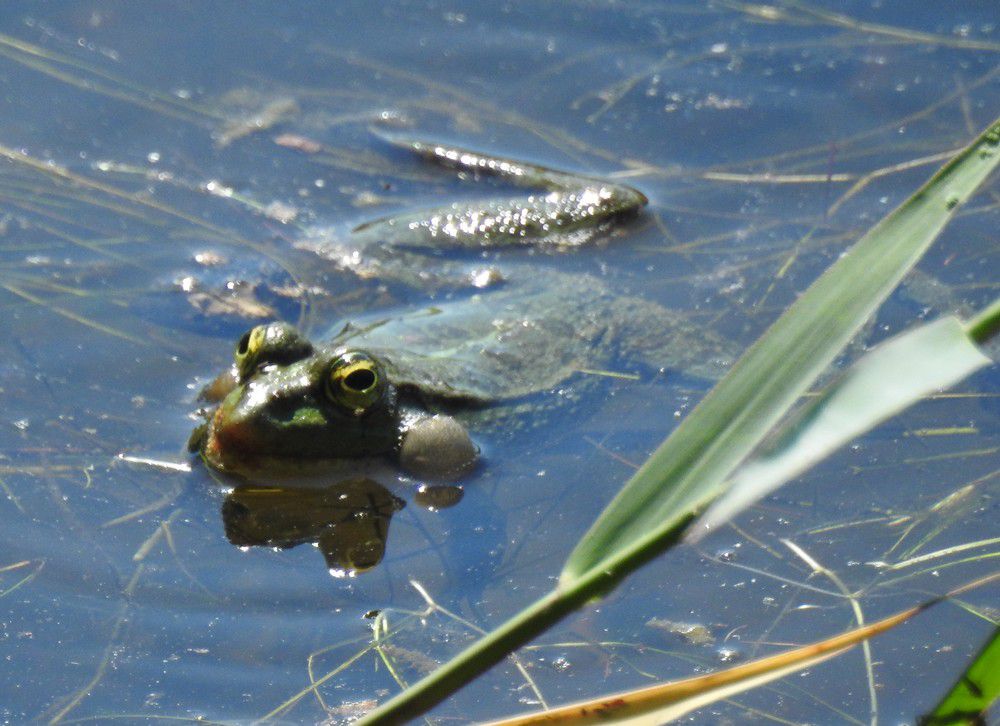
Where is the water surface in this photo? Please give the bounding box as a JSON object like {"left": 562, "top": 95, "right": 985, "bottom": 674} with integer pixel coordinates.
{"left": 0, "top": 2, "right": 997, "bottom": 723}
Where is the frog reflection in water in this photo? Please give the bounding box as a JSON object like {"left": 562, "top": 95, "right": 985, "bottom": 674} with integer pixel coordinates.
{"left": 192, "top": 140, "right": 738, "bottom": 480}
{"left": 222, "top": 478, "right": 406, "bottom": 575}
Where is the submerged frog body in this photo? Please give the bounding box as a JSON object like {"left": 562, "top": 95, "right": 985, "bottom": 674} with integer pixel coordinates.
{"left": 195, "top": 141, "right": 736, "bottom": 479}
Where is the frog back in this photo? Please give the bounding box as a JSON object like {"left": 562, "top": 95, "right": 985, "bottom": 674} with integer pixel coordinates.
{"left": 327, "top": 274, "right": 615, "bottom": 404}
{"left": 325, "top": 271, "right": 739, "bottom": 407}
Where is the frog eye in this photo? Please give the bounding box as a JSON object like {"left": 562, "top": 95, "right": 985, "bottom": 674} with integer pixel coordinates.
{"left": 234, "top": 326, "right": 267, "bottom": 376}
{"left": 326, "top": 351, "right": 386, "bottom": 414}
{"left": 234, "top": 323, "right": 314, "bottom": 379}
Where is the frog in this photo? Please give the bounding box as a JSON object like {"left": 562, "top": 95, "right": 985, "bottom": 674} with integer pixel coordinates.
{"left": 191, "top": 139, "right": 740, "bottom": 480}
{"left": 192, "top": 277, "right": 737, "bottom": 479}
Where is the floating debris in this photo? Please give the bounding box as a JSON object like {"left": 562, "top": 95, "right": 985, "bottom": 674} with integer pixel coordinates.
{"left": 176, "top": 276, "right": 277, "bottom": 319}
{"left": 262, "top": 200, "right": 298, "bottom": 224}
{"left": 193, "top": 250, "right": 228, "bottom": 267}
{"left": 646, "top": 617, "right": 714, "bottom": 646}
{"left": 351, "top": 189, "right": 395, "bottom": 208}
{"left": 274, "top": 133, "right": 323, "bottom": 154}
{"left": 214, "top": 96, "right": 299, "bottom": 147}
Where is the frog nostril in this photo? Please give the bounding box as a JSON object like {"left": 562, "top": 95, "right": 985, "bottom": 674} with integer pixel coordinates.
{"left": 344, "top": 368, "right": 376, "bottom": 392}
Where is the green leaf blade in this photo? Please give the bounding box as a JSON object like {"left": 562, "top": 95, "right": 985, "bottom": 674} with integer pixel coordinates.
{"left": 924, "top": 626, "right": 1000, "bottom": 724}
{"left": 563, "top": 116, "right": 1000, "bottom": 582}
{"left": 692, "top": 314, "right": 994, "bottom": 538}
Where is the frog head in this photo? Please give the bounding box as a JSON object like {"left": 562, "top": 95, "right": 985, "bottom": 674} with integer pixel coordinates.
{"left": 199, "top": 323, "right": 402, "bottom": 475}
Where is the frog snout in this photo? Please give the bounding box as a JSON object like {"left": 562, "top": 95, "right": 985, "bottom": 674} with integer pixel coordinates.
{"left": 202, "top": 398, "right": 252, "bottom": 471}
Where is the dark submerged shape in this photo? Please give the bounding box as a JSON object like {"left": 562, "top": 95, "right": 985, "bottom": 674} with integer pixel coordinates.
{"left": 296, "top": 136, "right": 650, "bottom": 293}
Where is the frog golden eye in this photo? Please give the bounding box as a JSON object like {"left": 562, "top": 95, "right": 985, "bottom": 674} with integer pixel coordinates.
{"left": 326, "top": 352, "right": 385, "bottom": 414}
{"left": 234, "top": 323, "right": 313, "bottom": 380}
{"left": 234, "top": 326, "right": 267, "bottom": 377}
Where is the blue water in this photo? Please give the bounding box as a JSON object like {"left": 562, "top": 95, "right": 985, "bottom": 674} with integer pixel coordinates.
{"left": 0, "top": 2, "right": 997, "bottom": 723}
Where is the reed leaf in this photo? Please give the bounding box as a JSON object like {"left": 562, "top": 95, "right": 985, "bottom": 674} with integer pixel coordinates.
{"left": 485, "top": 601, "right": 926, "bottom": 726}
{"left": 563, "top": 116, "right": 1000, "bottom": 582}
{"left": 692, "top": 303, "right": 998, "bottom": 539}
{"left": 923, "top": 626, "right": 1000, "bottom": 725}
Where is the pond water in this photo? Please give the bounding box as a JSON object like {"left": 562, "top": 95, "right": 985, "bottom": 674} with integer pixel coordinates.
{"left": 0, "top": 2, "right": 997, "bottom": 723}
